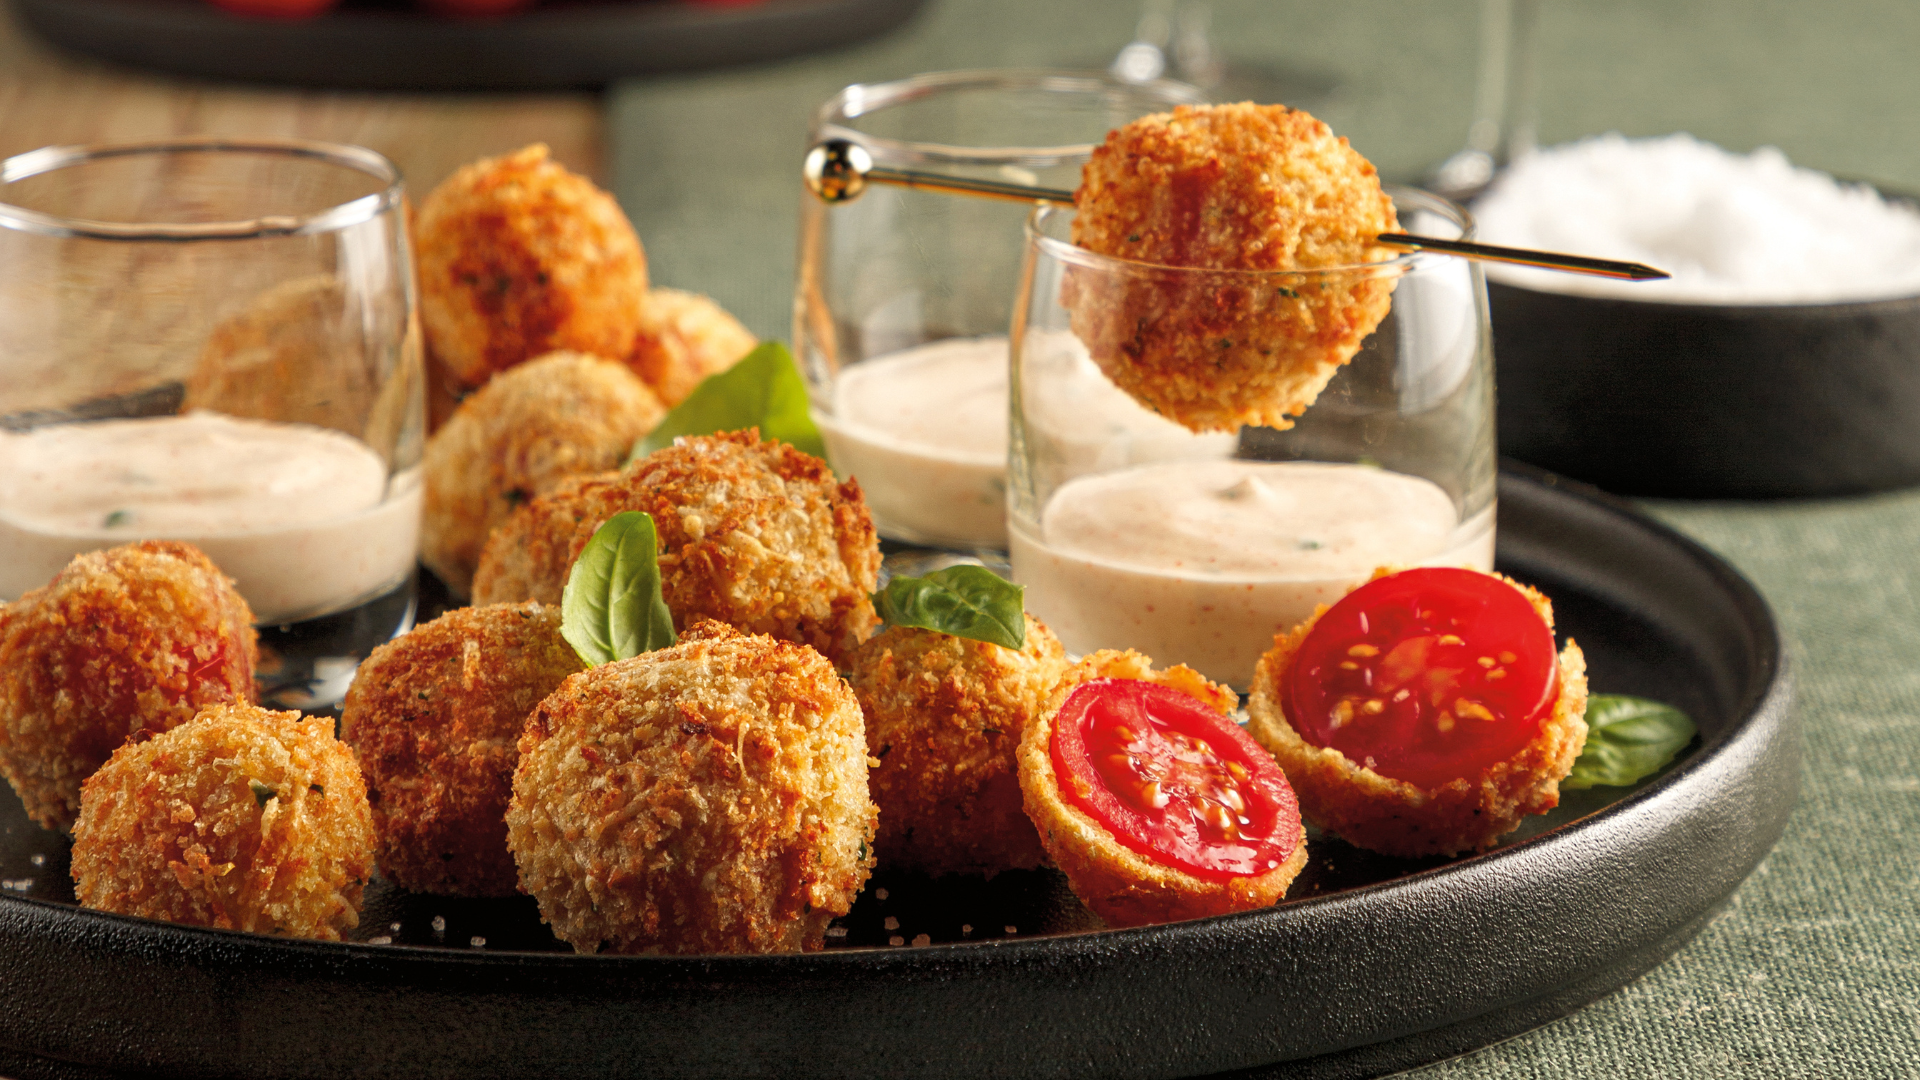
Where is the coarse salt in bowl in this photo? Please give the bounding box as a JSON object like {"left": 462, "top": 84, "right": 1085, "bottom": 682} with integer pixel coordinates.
{"left": 1477, "top": 133, "right": 1920, "bottom": 497}
{"left": 1473, "top": 133, "right": 1920, "bottom": 304}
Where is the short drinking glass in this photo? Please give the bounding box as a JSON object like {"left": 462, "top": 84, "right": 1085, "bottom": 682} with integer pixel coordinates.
{"left": 796, "top": 69, "right": 1204, "bottom": 550}
{"left": 0, "top": 138, "right": 424, "bottom": 708}
{"left": 1008, "top": 191, "right": 1496, "bottom": 689}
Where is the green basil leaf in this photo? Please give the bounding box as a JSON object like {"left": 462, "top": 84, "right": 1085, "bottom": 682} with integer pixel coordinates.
{"left": 1564, "top": 694, "right": 1698, "bottom": 789}
{"left": 561, "top": 511, "right": 677, "bottom": 666}
{"left": 873, "top": 565, "right": 1025, "bottom": 650}
{"left": 633, "top": 341, "right": 825, "bottom": 461}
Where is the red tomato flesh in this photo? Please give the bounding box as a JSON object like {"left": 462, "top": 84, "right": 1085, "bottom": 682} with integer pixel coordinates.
{"left": 1283, "top": 567, "right": 1559, "bottom": 789}
{"left": 1051, "top": 679, "right": 1300, "bottom": 880}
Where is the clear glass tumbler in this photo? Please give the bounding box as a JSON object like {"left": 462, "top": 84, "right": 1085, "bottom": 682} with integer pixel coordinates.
{"left": 1008, "top": 191, "right": 1496, "bottom": 689}
{"left": 795, "top": 69, "right": 1203, "bottom": 550}
{"left": 0, "top": 138, "right": 425, "bottom": 708}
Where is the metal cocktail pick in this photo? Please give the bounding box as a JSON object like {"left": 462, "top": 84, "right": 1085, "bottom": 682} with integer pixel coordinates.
{"left": 803, "top": 139, "right": 1669, "bottom": 282}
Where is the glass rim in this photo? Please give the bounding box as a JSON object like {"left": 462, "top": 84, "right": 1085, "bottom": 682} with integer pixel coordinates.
{"left": 0, "top": 137, "right": 405, "bottom": 242}
{"left": 813, "top": 68, "right": 1207, "bottom": 168}
{"left": 1025, "top": 185, "right": 1476, "bottom": 277}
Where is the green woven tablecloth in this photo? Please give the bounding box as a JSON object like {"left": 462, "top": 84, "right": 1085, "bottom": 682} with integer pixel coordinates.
{"left": 609, "top": 2, "right": 1920, "bottom": 1072}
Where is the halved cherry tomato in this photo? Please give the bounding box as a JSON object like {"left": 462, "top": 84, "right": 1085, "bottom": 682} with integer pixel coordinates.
{"left": 207, "top": 0, "right": 341, "bottom": 19}
{"left": 1283, "top": 567, "right": 1559, "bottom": 789}
{"left": 1051, "top": 679, "right": 1300, "bottom": 880}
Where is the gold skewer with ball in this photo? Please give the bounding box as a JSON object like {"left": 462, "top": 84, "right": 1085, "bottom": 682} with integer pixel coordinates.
{"left": 803, "top": 138, "right": 1669, "bottom": 282}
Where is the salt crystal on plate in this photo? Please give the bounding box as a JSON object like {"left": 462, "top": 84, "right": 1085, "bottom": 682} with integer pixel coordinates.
{"left": 1472, "top": 133, "right": 1920, "bottom": 304}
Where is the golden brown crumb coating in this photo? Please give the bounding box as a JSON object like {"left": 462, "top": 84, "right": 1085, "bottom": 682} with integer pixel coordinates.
{"left": 471, "top": 429, "right": 881, "bottom": 666}
{"left": 1246, "top": 573, "right": 1590, "bottom": 858}
{"left": 415, "top": 144, "right": 648, "bottom": 393}
{"left": 0, "top": 542, "right": 258, "bottom": 832}
{"left": 421, "top": 351, "right": 666, "bottom": 596}
{"left": 1017, "top": 650, "right": 1308, "bottom": 928}
{"left": 71, "top": 703, "right": 374, "bottom": 940}
{"left": 339, "top": 602, "right": 583, "bottom": 896}
{"left": 507, "top": 621, "right": 876, "bottom": 954}
{"left": 625, "top": 287, "right": 757, "bottom": 407}
{"left": 844, "top": 615, "right": 1066, "bottom": 877}
{"left": 1069, "top": 103, "right": 1402, "bottom": 433}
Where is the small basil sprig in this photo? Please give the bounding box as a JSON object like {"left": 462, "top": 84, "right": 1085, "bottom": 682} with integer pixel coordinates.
{"left": 873, "top": 565, "right": 1025, "bottom": 650}
{"left": 1564, "top": 694, "right": 1698, "bottom": 789}
{"left": 560, "top": 511, "right": 677, "bottom": 666}
{"left": 632, "top": 341, "right": 825, "bottom": 462}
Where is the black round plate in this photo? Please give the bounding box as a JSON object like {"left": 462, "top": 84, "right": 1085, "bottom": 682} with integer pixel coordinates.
{"left": 0, "top": 467, "right": 1796, "bottom": 1079}
{"left": 10, "top": 0, "right": 929, "bottom": 91}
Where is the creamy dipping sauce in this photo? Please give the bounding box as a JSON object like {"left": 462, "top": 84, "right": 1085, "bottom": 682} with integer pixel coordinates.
{"left": 818, "top": 333, "right": 1237, "bottom": 548}
{"left": 817, "top": 337, "right": 1009, "bottom": 547}
{"left": 0, "top": 412, "right": 421, "bottom": 624}
{"left": 1010, "top": 460, "right": 1495, "bottom": 687}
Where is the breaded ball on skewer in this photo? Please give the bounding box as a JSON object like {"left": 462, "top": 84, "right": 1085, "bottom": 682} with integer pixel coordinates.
{"left": 0, "top": 542, "right": 258, "bottom": 832}
{"left": 415, "top": 144, "right": 648, "bottom": 395}
{"left": 507, "top": 621, "right": 876, "bottom": 955}
{"left": 844, "top": 615, "right": 1066, "bottom": 878}
{"left": 1247, "top": 569, "right": 1590, "bottom": 858}
{"left": 472, "top": 429, "right": 881, "bottom": 666}
{"left": 1018, "top": 649, "right": 1307, "bottom": 929}
{"left": 1069, "top": 103, "right": 1401, "bottom": 433}
{"left": 626, "top": 287, "right": 758, "bottom": 407}
{"left": 71, "top": 703, "right": 375, "bottom": 941}
{"left": 339, "top": 602, "right": 583, "bottom": 896}
{"left": 420, "top": 352, "right": 666, "bottom": 596}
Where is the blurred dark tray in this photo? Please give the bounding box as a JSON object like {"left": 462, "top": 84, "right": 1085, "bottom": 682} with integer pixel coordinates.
{"left": 10, "top": 0, "right": 928, "bottom": 90}
{"left": 0, "top": 468, "right": 1797, "bottom": 1079}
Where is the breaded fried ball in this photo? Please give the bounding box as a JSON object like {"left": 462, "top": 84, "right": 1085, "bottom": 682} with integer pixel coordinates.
{"left": 421, "top": 352, "right": 666, "bottom": 596}
{"left": 626, "top": 287, "right": 757, "bottom": 407}
{"left": 184, "top": 274, "right": 378, "bottom": 438}
{"left": 1018, "top": 650, "right": 1308, "bottom": 928}
{"left": 1069, "top": 103, "right": 1402, "bottom": 433}
{"left": 0, "top": 542, "right": 258, "bottom": 832}
{"left": 71, "top": 703, "right": 375, "bottom": 941}
{"left": 1247, "top": 573, "right": 1590, "bottom": 858}
{"left": 507, "top": 621, "right": 876, "bottom": 954}
{"left": 472, "top": 429, "right": 881, "bottom": 665}
{"left": 415, "top": 144, "right": 648, "bottom": 393}
{"left": 845, "top": 615, "right": 1066, "bottom": 878}
{"left": 339, "top": 602, "right": 583, "bottom": 896}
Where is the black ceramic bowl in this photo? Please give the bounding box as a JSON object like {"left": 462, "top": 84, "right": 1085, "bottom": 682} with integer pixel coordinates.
{"left": 1492, "top": 275, "right": 1920, "bottom": 498}
{"left": 0, "top": 469, "right": 1797, "bottom": 1080}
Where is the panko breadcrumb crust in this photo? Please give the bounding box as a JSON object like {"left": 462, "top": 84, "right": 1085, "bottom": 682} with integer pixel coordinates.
{"left": 415, "top": 144, "right": 648, "bottom": 393}
{"left": 625, "top": 287, "right": 758, "bottom": 407}
{"left": 844, "top": 616, "right": 1066, "bottom": 878}
{"left": 0, "top": 542, "right": 258, "bottom": 832}
{"left": 1068, "top": 103, "right": 1402, "bottom": 433}
{"left": 339, "top": 602, "right": 583, "bottom": 896}
{"left": 506, "top": 621, "right": 876, "bottom": 954}
{"left": 420, "top": 351, "right": 667, "bottom": 596}
{"left": 471, "top": 429, "right": 881, "bottom": 666}
{"left": 1247, "top": 571, "right": 1590, "bottom": 858}
{"left": 71, "top": 703, "right": 375, "bottom": 941}
{"left": 1017, "top": 650, "right": 1309, "bottom": 928}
